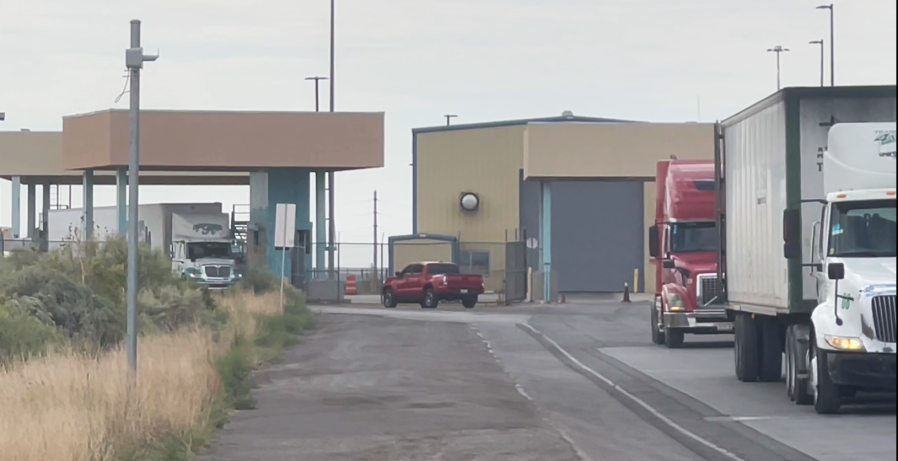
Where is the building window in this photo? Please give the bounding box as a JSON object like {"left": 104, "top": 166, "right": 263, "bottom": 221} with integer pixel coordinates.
{"left": 459, "top": 250, "right": 490, "bottom": 276}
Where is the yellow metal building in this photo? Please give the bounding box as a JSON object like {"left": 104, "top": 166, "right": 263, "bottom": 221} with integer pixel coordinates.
{"left": 411, "top": 112, "right": 716, "bottom": 297}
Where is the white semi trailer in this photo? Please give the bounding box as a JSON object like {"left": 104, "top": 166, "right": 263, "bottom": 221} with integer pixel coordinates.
{"left": 715, "top": 86, "right": 897, "bottom": 414}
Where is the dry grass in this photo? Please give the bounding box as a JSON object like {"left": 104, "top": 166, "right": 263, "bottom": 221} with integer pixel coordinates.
{"left": 0, "top": 290, "right": 282, "bottom": 461}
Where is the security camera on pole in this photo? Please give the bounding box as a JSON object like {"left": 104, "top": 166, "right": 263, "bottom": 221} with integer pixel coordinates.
{"left": 124, "top": 19, "right": 159, "bottom": 380}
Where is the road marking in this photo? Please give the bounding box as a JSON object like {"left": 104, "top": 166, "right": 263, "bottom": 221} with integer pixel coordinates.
{"left": 519, "top": 323, "right": 746, "bottom": 461}
{"left": 514, "top": 384, "right": 534, "bottom": 401}
{"left": 705, "top": 416, "right": 792, "bottom": 422}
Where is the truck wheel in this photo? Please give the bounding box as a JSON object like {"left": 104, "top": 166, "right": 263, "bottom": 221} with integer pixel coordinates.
{"left": 651, "top": 302, "right": 665, "bottom": 345}
{"left": 421, "top": 288, "right": 438, "bottom": 309}
{"left": 462, "top": 297, "right": 477, "bottom": 309}
{"left": 665, "top": 328, "right": 685, "bottom": 349}
{"left": 735, "top": 313, "right": 760, "bottom": 382}
{"left": 812, "top": 338, "right": 842, "bottom": 415}
{"left": 758, "top": 318, "right": 784, "bottom": 383}
{"left": 786, "top": 326, "right": 813, "bottom": 405}
{"left": 382, "top": 289, "right": 398, "bottom": 308}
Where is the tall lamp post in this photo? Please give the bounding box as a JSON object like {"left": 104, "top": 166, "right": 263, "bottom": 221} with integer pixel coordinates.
{"left": 124, "top": 19, "right": 159, "bottom": 379}
{"left": 327, "top": 0, "right": 337, "bottom": 278}
{"left": 767, "top": 45, "right": 790, "bottom": 91}
{"left": 809, "top": 40, "right": 825, "bottom": 87}
{"left": 816, "top": 4, "right": 835, "bottom": 86}
{"left": 305, "top": 76, "right": 327, "bottom": 112}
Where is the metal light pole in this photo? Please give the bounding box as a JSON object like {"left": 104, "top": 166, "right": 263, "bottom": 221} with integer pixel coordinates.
{"left": 124, "top": 19, "right": 158, "bottom": 379}
{"left": 809, "top": 40, "right": 825, "bottom": 87}
{"left": 767, "top": 46, "right": 790, "bottom": 91}
{"left": 444, "top": 114, "right": 457, "bottom": 126}
{"left": 327, "top": 0, "right": 337, "bottom": 277}
{"left": 0, "top": 112, "right": 5, "bottom": 122}
{"left": 305, "top": 76, "right": 328, "bottom": 112}
{"left": 817, "top": 4, "right": 835, "bottom": 86}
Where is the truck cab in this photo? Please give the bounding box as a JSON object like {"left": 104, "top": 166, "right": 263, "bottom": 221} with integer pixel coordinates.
{"left": 649, "top": 160, "right": 732, "bottom": 348}
{"left": 170, "top": 213, "right": 242, "bottom": 289}
{"left": 800, "top": 123, "right": 897, "bottom": 413}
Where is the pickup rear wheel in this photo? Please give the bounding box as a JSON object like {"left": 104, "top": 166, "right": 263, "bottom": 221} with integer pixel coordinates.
{"left": 421, "top": 288, "right": 438, "bottom": 309}
{"left": 383, "top": 289, "right": 397, "bottom": 308}
{"left": 462, "top": 296, "right": 477, "bottom": 309}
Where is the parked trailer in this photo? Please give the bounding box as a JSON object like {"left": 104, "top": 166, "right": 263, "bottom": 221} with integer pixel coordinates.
{"left": 715, "top": 85, "right": 897, "bottom": 414}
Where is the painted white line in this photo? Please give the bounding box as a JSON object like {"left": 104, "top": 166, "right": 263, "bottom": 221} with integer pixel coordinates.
{"left": 519, "top": 323, "right": 746, "bottom": 461}
{"left": 542, "top": 417, "right": 594, "bottom": 461}
{"left": 514, "top": 384, "right": 534, "bottom": 401}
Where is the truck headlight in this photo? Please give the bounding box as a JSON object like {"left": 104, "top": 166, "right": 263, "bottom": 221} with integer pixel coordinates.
{"left": 825, "top": 335, "right": 866, "bottom": 352}
{"left": 184, "top": 268, "right": 202, "bottom": 278}
{"left": 666, "top": 294, "right": 685, "bottom": 312}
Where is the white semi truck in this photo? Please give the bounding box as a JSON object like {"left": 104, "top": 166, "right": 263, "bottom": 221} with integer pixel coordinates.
{"left": 47, "top": 202, "right": 242, "bottom": 288}
{"left": 715, "top": 86, "right": 896, "bottom": 415}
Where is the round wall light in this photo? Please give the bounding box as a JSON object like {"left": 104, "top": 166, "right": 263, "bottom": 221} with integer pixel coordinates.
{"left": 459, "top": 192, "right": 480, "bottom": 212}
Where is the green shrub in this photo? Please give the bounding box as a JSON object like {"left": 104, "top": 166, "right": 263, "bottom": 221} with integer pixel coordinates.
{"left": 0, "top": 298, "right": 63, "bottom": 360}
{"left": 236, "top": 266, "right": 279, "bottom": 294}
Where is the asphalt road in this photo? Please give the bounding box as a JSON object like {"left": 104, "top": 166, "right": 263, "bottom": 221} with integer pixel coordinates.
{"left": 200, "top": 300, "right": 896, "bottom": 461}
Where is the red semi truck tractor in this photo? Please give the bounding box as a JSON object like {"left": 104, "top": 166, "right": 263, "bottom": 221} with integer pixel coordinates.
{"left": 649, "top": 160, "right": 733, "bottom": 348}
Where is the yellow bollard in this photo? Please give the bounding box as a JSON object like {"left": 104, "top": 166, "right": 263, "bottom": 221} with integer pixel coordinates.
{"left": 633, "top": 268, "right": 640, "bottom": 294}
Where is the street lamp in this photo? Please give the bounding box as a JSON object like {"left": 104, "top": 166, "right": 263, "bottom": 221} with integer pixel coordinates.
{"left": 444, "top": 114, "right": 458, "bottom": 126}
{"left": 305, "top": 76, "right": 328, "bottom": 112}
{"left": 809, "top": 40, "right": 825, "bottom": 87}
{"left": 124, "top": 19, "right": 159, "bottom": 380}
{"left": 816, "top": 4, "right": 834, "bottom": 86}
{"left": 767, "top": 46, "right": 790, "bottom": 91}
{"left": 327, "top": 0, "right": 337, "bottom": 278}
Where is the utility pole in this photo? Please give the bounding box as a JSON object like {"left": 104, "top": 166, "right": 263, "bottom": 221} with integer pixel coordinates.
{"left": 328, "top": 0, "right": 337, "bottom": 278}
{"left": 124, "top": 19, "right": 159, "bottom": 380}
{"left": 767, "top": 46, "right": 790, "bottom": 91}
{"left": 444, "top": 114, "right": 457, "bottom": 126}
{"left": 817, "top": 4, "right": 835, "bottom": 86}
{"left": 305, "top": 76, "right": 327, "bottom": 112}
{"left": 373, "top": 190, "right": 378, "bottom": 286}
{"left": 810, "top": 40, "right": 825, "bottom": 87}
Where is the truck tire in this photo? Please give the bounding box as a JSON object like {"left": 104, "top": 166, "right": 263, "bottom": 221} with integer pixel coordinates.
{"left": 759, "top": 318, "right": 784, "bottom": 383}
{"left": 382, "top": 289, "right": 398, "bottom": 308}
{"left": 812, "top": 338, "right": 842, "bottom": 415}
{"left": 651, "top": 303, "right": 665, "bottom": 345}
{"left": 421, "top": 288, "right": 438, "bottom": 309}
{"left": 786, "top": 326, "right": 813, "bottom": 405}
{"left": 665, "top": 328, "right": 685, "bottom": 349}
{"left": 735, "top": 312, "right": 760, "bottom": 382}
{"left": 462, "top": 297, "right": 477, "bottom": 309}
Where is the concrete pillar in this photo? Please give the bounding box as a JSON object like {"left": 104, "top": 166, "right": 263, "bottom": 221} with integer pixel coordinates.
{"left": 116, "top": 167, "right": 127, "bottom": 235}
{"left": 26, "top": 183, "right": 36, "bottom": 239}
{"left": 540, "top": 181, "right": 552, "bottom": 302}
{"left": 11, "top": 176, "right": 21, "bottom": 238}
{"left": 41, "top": 182, "right": 51, "bottom": 250}
{"left": 83, "top": 170, "right": 94, "bottom": 240}
{"left": 315, "top": 170, "right": 327, "bottom": 275}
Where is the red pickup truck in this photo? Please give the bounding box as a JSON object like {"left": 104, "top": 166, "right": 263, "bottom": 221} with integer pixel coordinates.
{"left": 382, "top": 262, "right": 485, "bottom": 309}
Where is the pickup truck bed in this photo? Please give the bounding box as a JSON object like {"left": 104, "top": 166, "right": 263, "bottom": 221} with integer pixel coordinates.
{"left": 382, "top": 262, "right": 485, "bottom": 309}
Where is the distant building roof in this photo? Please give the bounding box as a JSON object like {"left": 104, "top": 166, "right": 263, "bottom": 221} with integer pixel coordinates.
{"left": 412, "top": 111, "right": 639, "bottom": 135}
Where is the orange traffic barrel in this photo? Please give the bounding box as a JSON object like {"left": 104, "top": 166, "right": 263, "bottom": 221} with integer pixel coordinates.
{"left": 345, "top": 274, "right": 358, "bottom": 295}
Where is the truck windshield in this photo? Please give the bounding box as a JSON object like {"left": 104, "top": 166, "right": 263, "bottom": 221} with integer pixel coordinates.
{"left": 829, "top": 199, "right": 897, "bottom": 258}
{"left": 670, "top": 222, "right": 717, "bottom": 253}
{"left": 428, "top": 264, "right": 460, "bottom": 275}
{"left": 187, "top": 242, "right": 232, "bottom": 260}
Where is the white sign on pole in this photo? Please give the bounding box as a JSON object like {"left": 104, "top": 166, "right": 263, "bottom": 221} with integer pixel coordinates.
{"left": 526, "top": 237, "right": 539, "bottom": 249}
{"left": 275, "top": 203, "right": 297, "bottom": 249}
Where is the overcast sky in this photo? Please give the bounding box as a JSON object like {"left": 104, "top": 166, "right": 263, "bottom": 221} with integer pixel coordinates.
{"left": 1, "top": 0, "right": 896, "bottom": 265}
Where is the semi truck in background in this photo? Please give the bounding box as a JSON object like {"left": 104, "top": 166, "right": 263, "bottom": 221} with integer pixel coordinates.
{"left": 48, "top": 202, "right": 243, "bottom": 288}
{"left": 715, "top": 86, "right": 897, "bottom": 414}
{"left": 649, "top": 160, "right": 731, "bottom": 348}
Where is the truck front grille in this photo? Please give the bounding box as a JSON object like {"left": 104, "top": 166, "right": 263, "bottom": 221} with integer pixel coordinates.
{"left": 697, "top": 275, "right": 723, "bottom": 308}
{"left": 872, "top": 295, "right": 897, "bottom": 343}
{"left": 204, "top": 265, "right": 232, "bottom": 278}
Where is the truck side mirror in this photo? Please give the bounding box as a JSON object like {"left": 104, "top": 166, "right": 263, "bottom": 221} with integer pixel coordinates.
{"left": 648, "top": 225, "right": 660, "bottom": 259}
{"left": 662, "top": 260, "right": 676, "bottom": 270}
{"left": 395, "top": 271, "right": 403, "bottom": 278}
{"left": 783, "top": 209, "right": 802, "bottom": 259}
{"left": 827, "top": 262, "right": 845, "bottom": 281}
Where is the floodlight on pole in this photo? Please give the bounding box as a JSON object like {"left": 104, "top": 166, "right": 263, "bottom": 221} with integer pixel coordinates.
{"left": 809, "top": 40, "right": 825, "bottom": 87}
{"left": 125, "top": 19, "right": 159, "bottom": 381}
{"left": 767, "top": 45, "right": 790, "bottom": 91}
{"left": 444, "top": 114, "right": 458, "bottom": 126}
{"left": 305, "top": 76, "right": 328, "bottom": 112}
{"left": 816, "top": 4, "right": 835, "bottom": 86}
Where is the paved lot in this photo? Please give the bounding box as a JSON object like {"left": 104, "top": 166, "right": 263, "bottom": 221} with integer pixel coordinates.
{"left": 202, "top": 301, "right": 896, "bottom": 460}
